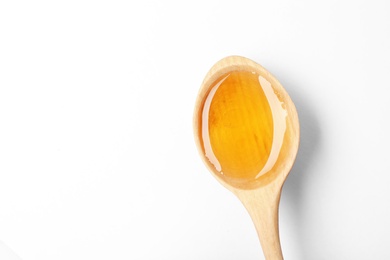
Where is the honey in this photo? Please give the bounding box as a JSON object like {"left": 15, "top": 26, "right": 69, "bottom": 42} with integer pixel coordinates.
{"left": 199, "top": 70, "right": 287, "bottom": 182}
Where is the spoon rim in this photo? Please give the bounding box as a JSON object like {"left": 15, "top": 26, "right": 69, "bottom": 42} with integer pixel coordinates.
{"left": 194, "top": 55, "right": 300, "bottom": 190}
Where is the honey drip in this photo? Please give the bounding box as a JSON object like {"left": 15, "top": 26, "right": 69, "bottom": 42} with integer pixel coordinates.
{"left": 200, "top": 71, "right": 287, "bottom": 181}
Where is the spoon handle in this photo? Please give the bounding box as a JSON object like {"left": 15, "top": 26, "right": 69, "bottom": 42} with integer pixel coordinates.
{"left": 236, "top": 186, "right": 283, "bottom": 260}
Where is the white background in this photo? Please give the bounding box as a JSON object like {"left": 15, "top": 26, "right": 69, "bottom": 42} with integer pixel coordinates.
{"left": 1, "top": 0, "right": 390, "bottom": 259}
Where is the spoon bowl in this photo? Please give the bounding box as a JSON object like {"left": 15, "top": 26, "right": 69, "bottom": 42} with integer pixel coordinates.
{"left": 194, "top": 56, "right": 299, "bottom": 259}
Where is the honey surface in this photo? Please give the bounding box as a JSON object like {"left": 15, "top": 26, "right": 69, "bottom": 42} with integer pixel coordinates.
{"left": 201, "top": 71, "right": 278, "bottom": 180}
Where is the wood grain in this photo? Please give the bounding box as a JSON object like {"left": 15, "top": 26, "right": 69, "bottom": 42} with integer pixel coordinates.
{"left": 194, "top": 56, "right": 300, "bottom": 259}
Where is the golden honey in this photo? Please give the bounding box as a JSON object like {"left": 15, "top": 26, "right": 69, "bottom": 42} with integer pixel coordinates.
{"left": 199, "top": 70, "right": 287, "bottom": 182}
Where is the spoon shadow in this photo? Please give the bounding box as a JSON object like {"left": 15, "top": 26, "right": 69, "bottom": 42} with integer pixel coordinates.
{"left": 277, "top": 73, "right": 322, "bottom": 260}
{"left": 0, "top": 240, "right": 22, "bottom": 260}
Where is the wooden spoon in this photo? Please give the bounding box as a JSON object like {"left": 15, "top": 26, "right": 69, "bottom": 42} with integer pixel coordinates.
{"left": 193, "top": 56, "right": 299, "bottom": 259}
